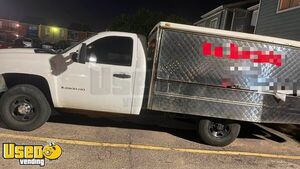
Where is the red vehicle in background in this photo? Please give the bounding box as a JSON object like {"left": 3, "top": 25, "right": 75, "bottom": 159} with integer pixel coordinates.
{"left": 0, "top": 41, "right": 12, "bottom": 49}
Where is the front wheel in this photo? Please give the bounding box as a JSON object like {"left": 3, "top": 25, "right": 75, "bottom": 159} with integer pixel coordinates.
{"left": 198, "top": 118, "right": 240, "bottom": 147}
{"left": 0, "top": 85, "right": 51, "bottom": 131}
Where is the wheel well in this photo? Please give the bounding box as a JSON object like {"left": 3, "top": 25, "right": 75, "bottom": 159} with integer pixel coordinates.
{"left": 2, "top": 73, "right": 54, "bottom": 107}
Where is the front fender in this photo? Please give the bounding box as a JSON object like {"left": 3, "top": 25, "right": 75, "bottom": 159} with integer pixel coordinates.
{"left": 0, "top": 75, "right": 7, "bottom": 93}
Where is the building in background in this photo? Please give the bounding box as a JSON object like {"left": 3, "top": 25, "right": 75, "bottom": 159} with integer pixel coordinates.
{"left": 68, "top": 31, "right": 96, "bottom": 44}
{"left": 68, "top": 30, "right": 88, "bottom": 44}
{"left": 194, "top": 0, "right": 300, "bottom": 41}
{"left": 255, "top": 0, "right": 300, "bottom": 41}
{"left": 18, "top": 23, "right": 39, "bottom": 39}
{"left": 38, "top": 25, "right": 68, "bottom": 43}
{"left": 0, "top": 18, "right": 97, "bottom": 45}
{"left": 87, "top": 32, "right": 97, "bottom": 38}
{"left": 0, "top": 19, "right": 20, "bottom": 43}
{"left": 194, "top": 0, "right": 258, "bottom": 33}
{"left": 247, "top": 4, "right": 260, "bottom": 31}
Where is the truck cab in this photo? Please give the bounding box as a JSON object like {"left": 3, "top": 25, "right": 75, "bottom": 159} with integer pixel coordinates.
{"left": 54, "top": 32, "right": 147, "bottom": 115}
{"left": 0, "top": 31, "right": 147, "bottom": 132}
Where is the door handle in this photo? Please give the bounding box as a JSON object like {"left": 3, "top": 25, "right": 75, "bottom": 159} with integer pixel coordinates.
{"left": 113, "top": 73, "right": 131, "bottom": 79}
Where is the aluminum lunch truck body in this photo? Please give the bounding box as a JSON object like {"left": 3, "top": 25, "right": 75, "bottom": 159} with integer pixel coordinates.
{"left": 147, "top": 22, "right": 300, "bottom": 124}
{"left": 1, "top": 22, "right": 299, "bottom": 146}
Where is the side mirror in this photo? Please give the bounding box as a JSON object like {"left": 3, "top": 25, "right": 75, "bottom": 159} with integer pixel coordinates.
{"left": 70, "top": 43, "right": 87, "bottom": 64}
{"left": 71, "top": 52, "right": 79, "bottom": 62}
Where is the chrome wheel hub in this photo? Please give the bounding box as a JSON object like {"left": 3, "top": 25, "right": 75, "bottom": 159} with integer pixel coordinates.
{"left": 17, "top": 103, "right": 32, "bottom": 115}
{"left": 209, "top": 121, "right": 230, "bottom": 138}
{"left": 10, "top": 96, "right": 37, "bottom": 122}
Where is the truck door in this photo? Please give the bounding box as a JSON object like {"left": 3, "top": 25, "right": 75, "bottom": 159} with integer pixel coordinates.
{"left": 87, "top": 35, "right": 137, "bottom": 114}
{"left": 59, "top": 33, "right": 137, "bottom": 114}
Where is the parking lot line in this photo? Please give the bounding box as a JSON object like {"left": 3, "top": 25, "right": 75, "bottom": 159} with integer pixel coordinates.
{"left": 0, "top": 133, "right": 299, "bottom": 160}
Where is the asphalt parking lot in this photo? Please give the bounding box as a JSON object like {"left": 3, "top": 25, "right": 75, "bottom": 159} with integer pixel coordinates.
{"left": 0, "top": 111, "right": 299, "bottom": 169}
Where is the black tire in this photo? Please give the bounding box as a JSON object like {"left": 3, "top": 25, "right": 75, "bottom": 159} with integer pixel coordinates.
{"left": 198, "top": 118, "right": 240, "bottom": 147}
{"left": 0, "top": 84, "right": 51, "bottom": 131}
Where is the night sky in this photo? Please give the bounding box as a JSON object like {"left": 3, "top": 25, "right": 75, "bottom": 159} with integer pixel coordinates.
{"left": 0, "top": 0, "right": 241, "bottom": 31}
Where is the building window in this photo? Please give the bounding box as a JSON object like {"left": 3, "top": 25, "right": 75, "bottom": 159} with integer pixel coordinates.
{"left": 29, "top": 25, "right": 37, "bottom": 31}
{"left": 278, "top": 0, "right": 300, "bottom": 11}
{"left": 209, "top": 18, "right": 219, "bottom": 29}
{"left": 251, "top": 9, "right": 259, "bottom": 27}
{"left": 45, "top": 27, "right": 50, "bottom": 35}
{"left": 9, "top": 22, "right": 17, "bottom": 29}
{"left": 60, "top": 30, "right": 64, "bottom": 38}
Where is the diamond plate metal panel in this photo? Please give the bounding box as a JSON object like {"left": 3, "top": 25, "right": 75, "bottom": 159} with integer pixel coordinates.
{"left": 149, "top": 29, "right": 300, "bottom": 124}
{"left": 151, "top": 93, "right": 300, "bottom": 124}
{"left": 156, "top": 80, "right": 265, "bottom": 105}
{"left": 157, "top": 30, "right": 300, "bottom": 91}
{"left": 152, "top": 79, "right": 300, "bottom": 124}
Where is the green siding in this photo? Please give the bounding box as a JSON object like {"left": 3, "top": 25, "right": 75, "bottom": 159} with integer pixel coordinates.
{"left": 255, "top": 0, "right": 300, "bottom": 41}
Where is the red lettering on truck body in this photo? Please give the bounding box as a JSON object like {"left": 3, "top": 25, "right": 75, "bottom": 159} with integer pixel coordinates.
{"left": 202, "top": 42, "right": 282, "bottom": 67}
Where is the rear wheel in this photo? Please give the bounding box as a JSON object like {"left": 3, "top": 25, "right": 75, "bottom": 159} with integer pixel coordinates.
{"left": 198, "top": 118, "right": 240, "bottom": 147}
{"left": 0, "top": 85, "right": 51, "bottom": 131}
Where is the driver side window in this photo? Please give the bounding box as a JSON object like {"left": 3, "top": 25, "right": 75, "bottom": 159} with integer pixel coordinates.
{"left": 86, "top": 36, "right": 133, "bottom": 66}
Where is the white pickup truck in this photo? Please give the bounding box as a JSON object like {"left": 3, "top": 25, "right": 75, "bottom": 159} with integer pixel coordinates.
{"left": 1, "top": 22, "right": 300, "bottom": 146}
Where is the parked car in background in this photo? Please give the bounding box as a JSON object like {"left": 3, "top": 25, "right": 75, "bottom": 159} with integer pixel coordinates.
{"left": 23, "top": 38, "right": 33, "bottom": 48}
{"left": 54, "top": 40, "right": 71, "bottom": 50}
{"left": 12, "top": 38, "right": 71, "bottom": 53}
{"left": 13, "top": 38, "right": 42, "bottom": 48}
{"left": 41, "top": 41, "right": 71, "bottom": 51}
{"left": 0, "top": 41, "right": 12, "bottom": 49}
{"left": 41, "top": 42, "right": 55, "bottom": 49}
